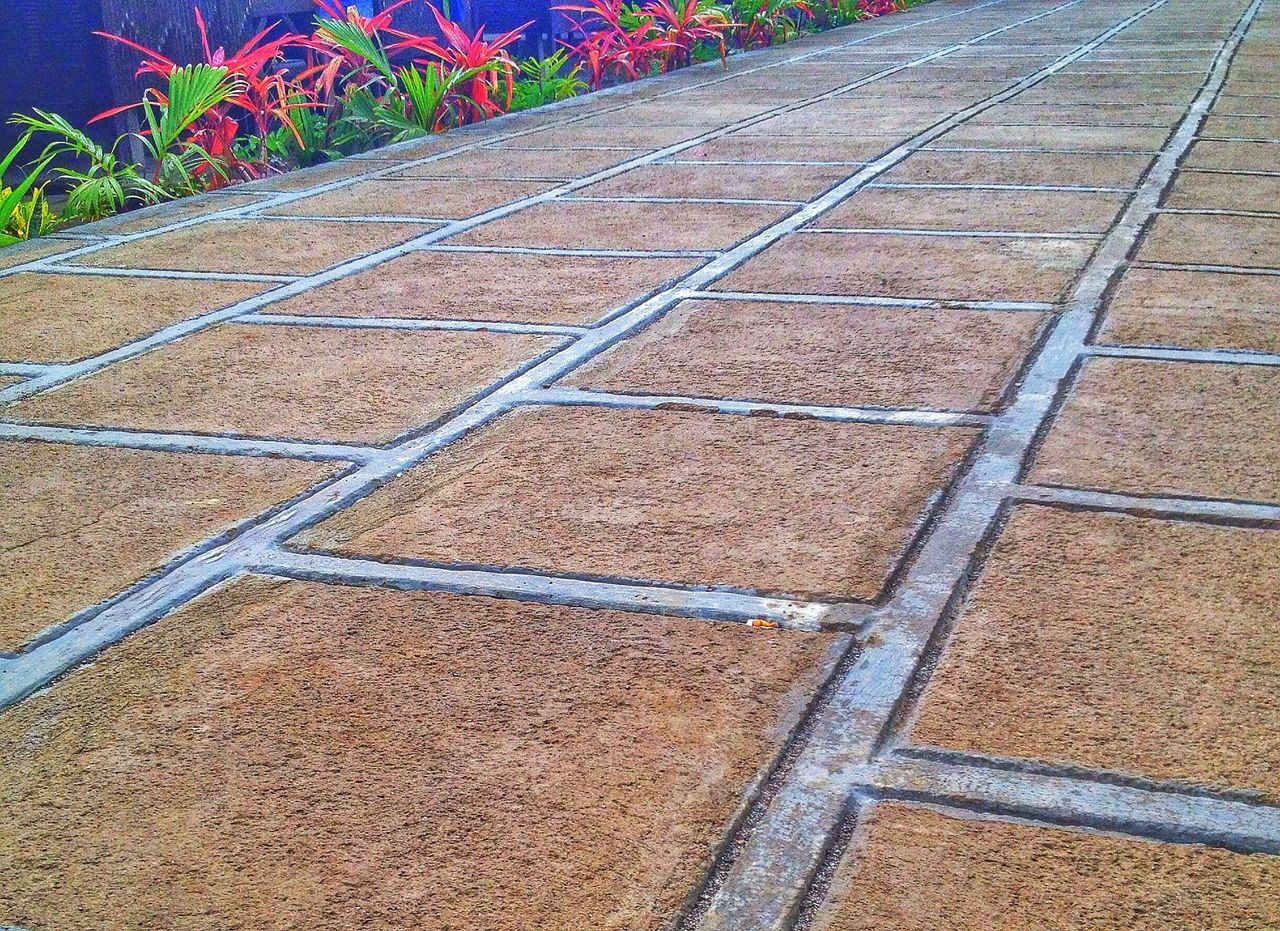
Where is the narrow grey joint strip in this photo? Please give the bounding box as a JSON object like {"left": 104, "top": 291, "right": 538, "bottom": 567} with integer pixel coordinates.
{"left": 421, "top": 244, "right": 722, "bottom": 259}
{"left": 559, "top": 194, "right": 807, "bottom": 207}
{"left": 29, "top": 265, "right": 300, "bottom": 284}
{"left": 858, "top": 755, "right": 1280, "bottom": 855}
{"left": 245, "top": 213, "right": 454, "bottom": 224}
{"left": 659, "top": 158, "right": 870, "bottom": 166}
{"left": 1087, "top": 343, "right": 1280, "bottom": 366}
{"left": 696, "top": 290, "right": 1055, "bottom": 312}
{"left": 801, "top": 227, "right": 1102, "bottom": 240}
{"left": 253, "top": 549, "right": 833, "bottom": 630}
{"left": 1014, "top": 484, "right": 1280, "bottom": 524}
{"left": 0, "top": 362, "right": 66, "bottom": 377}
{"left": 530, "top": 386, "right": 988, "bottom": 428}
{"left": 241, "top": 313, "right": 586, "bottom": 337}
{"left": 1180, "top": 165, "right": 1280, "bottom": 177}
{"left": 0, "top": 422, "right": 377, "bottom": 463}
{"left": 1158, "top": 206, "right": 1280, "bottom": 219}
{"left": 921, "top": 144, "right": 1161, "bottom": 154}
{"left": 869, "top": 180, "right": 1138, "bottom": 193}
{"left": 1131, "top": 260, "right": 1280, "bottom": 276}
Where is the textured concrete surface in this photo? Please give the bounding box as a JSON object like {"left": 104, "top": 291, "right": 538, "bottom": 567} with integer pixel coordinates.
{"left": 2, "top": 0, "right": 1278, "bottom": 926}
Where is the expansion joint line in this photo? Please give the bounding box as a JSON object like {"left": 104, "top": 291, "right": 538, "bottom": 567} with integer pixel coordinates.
{"left": 0, "top": 0, "right": 1067, "bottom": 707}
{"left": 688, "top": 0, "right": 1271, "bottom": 928}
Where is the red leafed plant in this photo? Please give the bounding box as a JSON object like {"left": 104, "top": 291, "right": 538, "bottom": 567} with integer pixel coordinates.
{"left": 555, "top": 0, "right": 673, "bottom": 89}
{"left": 643, "top": 0, "right": 736, "bottom": 70}
{"left": 858, "top": 0, "right": 906, "bottom": 15}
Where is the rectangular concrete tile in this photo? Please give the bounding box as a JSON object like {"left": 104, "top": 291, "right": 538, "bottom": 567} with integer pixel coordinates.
{"left": 1164, "top": 169, "right": 1280, "bottom": 211}
{"left": 0, "top": 237, "right": 79, "bottom": 270}
{"left": 911, "top": 505, "right": 1280, "bottom": 797}
{"left": 579, "top": 162, "right": 852, "bottom": 201}
{"left": 1203, "top": 114, "right": 1280, "bottom": 139}
{"left": 77, "top": 193, "right": 267, "bottom": 235}
{"left": 236, "top": 157, "right": 401, "bottom": 192}
{"left": 745, "top": 101, "right": 952, "bottom": 136}
{"left": 269, "top": 250, "right": 698, "bottom": 324}
{"left": 572, "top": 101, "right": 774, "bottom": 128}
{"left": 678, "top": 134, "right": 898, "bottom": 163}
{"left": 969, "top": 103, "right": 1186, "bottom": 126}
{"left": 1184, "top": 140, "right": 1279, "bottom": 172}
{"left": 0, "top": 576, "right": 844, "bottom": 931}
{"left": 1096, "top": 266, "right": 1280, "bottom": 353}
{"left": 933, "top": 122, "right": 1172, "bottom": 151}
{"left": 715, "top": 232, "right": 1094, "bottom": 303}
{"left": 1029, "top": 357, "right": 1280, "bottom": 502}
{"left": 496, "top": 124, "right": 707, "bottom": 149}
{"left": 816, "top": 802, "right": 1280, "bottom": 931}
{"left": 816, "top": 187, "right": 1126, "bottom": 233}
{"left": 8, "top": 324, "right": 559, "bottom": 444}
{"left": 72, "top": 220, "right": 434, "bottom": 276}
{"left": 384, "top": 146, "right": 647, "bottom": 180}
{"left": 0, "top": 273, "right": 269, "bottom": 363}
{"left": 451, "top": 200, "right": 790, "bottom": 251}
{"left": 261, "top": 178, "right": 557, "bottom": 220}
{"left": 884, "top": 150, "right": 1153, "bottom": 187}
{"left": 0, "top": 376, "right": 22, "bottom": 388}
{"left": 1035, "top": 72, "right": 1207, "bottom": 90}
{"left": 564, "top": 299, "right": 1045, "bottom": 412}
{"left": 0, "top": 443, "right": 332, "bottom": 650}
{"left": 292, "top": 406, "right": 979, "bottom": 600}
{"left": 1214, "top": 94, "right": 1280, "bottom": 116}
{"left": 1139, "top": 213, "right": 1280, "bottom": 269}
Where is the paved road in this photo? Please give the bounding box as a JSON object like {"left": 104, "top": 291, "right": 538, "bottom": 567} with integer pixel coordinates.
{"left": 2, "top": 0, "right": 1279, "bottom": 927}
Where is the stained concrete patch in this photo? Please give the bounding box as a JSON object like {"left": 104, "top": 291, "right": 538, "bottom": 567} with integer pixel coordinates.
{"left": 1029, "top": 357, "right": 1280, "bottom": 503}
{"left": 679, "top": 134, "right": 897, "bottom": 163}
{"left": 716, "top": 232, "right": 1094, "bottom": 302}
{"left": 816, "top": 803, "right": 1280, "bottom": 931}
{"left": 1163, "top": 169, "right": 1280, "bottom": 211}
{"left": 816, "top": 187, "right": 1126, "bottom": 233}
{"left": 565, "top": 299, "right": 1045, "bottom": 412}
{"left": 933, "top": 122, "right": 1172, "bottom": 151}
{"left": 0, "top": 576, "right": 843, "bottom": 931}
{"left": 579, "top": 162, "right": 851, "bottom": 201}
{"left": 293, "top": 406, "right": 978, "bottom": 600}
{"left": 237, "top": 157, "right": 400, "bottom": 192}
{"left": 8, "top": 324, "right": 559, "bottom": 445}
{"left": 1139, "top": 213, "right": 1280, "bottom": 269}
{"left": 884, "top": 150, "right": 1153, "bottom": 187}
{"left": 911, "top": 505, "right": 1280, "bottom": 797}
{"left": 73, "top": 220, "right": 434, "bottom": 276}
{"left": 0, "top": 273, "right": 269, "bottom": 362}
{"left": 452, "top": 200, "right": 790, "bottom": 251}
{"left": 0, "top": 444, "right": 332, "bottom": 651}
{"left": 262, "top": 178, "right": 557, "bottom": 220}
{"left": 384, "top": 146, "right": 646, "bottom": 180}
{"left": 1096, "top": 266, "right": 1280, "bottom": 353}
{"left": 1184, "top": 140, "right": 1280, "bottom": 172}
{"left": 269, "top": 251, "right": 698, "bottom": 324}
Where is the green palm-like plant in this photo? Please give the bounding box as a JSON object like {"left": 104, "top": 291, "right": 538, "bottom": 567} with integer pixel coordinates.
{"left": 0, "top": 134, "right": 57, "bottom": 246}
{"left": 511, "top": 51, "right": 588, "bottom": 111}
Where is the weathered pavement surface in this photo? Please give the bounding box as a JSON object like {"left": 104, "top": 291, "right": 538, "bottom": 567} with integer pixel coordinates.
{"left": 3, "top": 0, "right": 1280, "bottom": 927}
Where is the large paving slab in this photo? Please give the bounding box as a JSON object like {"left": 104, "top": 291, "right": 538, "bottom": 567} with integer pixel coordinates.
{"left": 1095, "top": 266, "right": 1280, "bottom": 353}
{"left": 910, "top": 504, "right": 1280, "bottom": 797}
{"left": 815, "top": 803, "right": 1280, "bottom": 930}
{"left": 260, "top": 178, "right": 558, "bottom": 219}
{"left": 0, "top": 576, "right": 844, "bottom": 930}
{"left": 932, "top": 122, "right": 1173, "bottom": 150}
{"left": 565, "top": 299, "right": 1046, "bottom": 411}
{"left": 578, "top": 162, "right": 853, "bottom": 201}
{"left": 0, "top": 442, "right": 333, "bottom": 651}
{"left": 1184, "top": 139, "right": 1280, "bottom": 172}
{"left": 882, "top": 150, "right": 1154, "bottom": 187}
{"left": 70, "top": 219, "right": 435, "bottom": 276}
{"left": 1139, "top": 212, "right": 1280, "bottom": 269}
{"left": 678, "top": 133, "right": 899, "bottom": 162}
{"left": 0, "top": 273, "right": 268, "bottom": 362}
{"left": 8, "top": 324, "right": 560, "bottom": 444}
{"left": 267, "top": 251, "right": 700, "bottom": 324}
{"left": 815, "top": 186, "right": 1126, "bottom": 233}
{"left": 716, "top": 231, "right": 1094, "bottom": 301}
{"left": 1029, "top": 357, "right": 1280, "bottom": 502}
{"left": 292, "top": 406, "right": 979, "bottom": 600}
{"left": 1163, "top": 168, "right": 1280, "bottom": 211}
{"left": 383, "top": 145, "right": 647, "bottom": 180}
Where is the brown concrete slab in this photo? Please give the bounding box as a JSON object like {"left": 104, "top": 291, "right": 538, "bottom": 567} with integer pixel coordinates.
{"left": 236, "top": 157, "right": 401, "bottom": 192}
{"left": 1096, "top": 266, "right": 1280, "bottom": 353}
{"left": 1164, "top": 169, "right": 1280, "bottom": 211}
{"left": 573, "top": 101, "right": 774, "bottom": 127}
{"left": 934, "top": 122, "right": 1172, "bottom": 150}
{"left": 79, "top": 193, "right": 267, "bottom": 235}
{"left": 0, "top": 237, "right": 79, "bottom": 270}
{"left": 261, "top": 178, "right": 557, "bottom": 220}
{"left": 970, "top": 103, "right": 1186, "bottom": 126}
{"left": 0, "top": 273, "right": 268, "bottom": 363}
{"left": 292, "top": 406, "right": 979, "bottom": 600}
{"left": 72, "top": 220, "right": 433, "bottom": 276}
{"left": 1139, "top": 213, "right": 1280, "bottom": 269}
{"left": 716, "top": 232, "right": 1094, "bottom": 303}
{"left": 269, "top": 250, "right": 698, "bottom": 324}
{"left": 815, "top": 187, "right": 1125, "bottom": 233}
{"left": 747, "top": 102, "right": 951, "bottom": 136}
{"left": 1185, "top": 140, "right": 1279, "bottom": 172}
{"left": 0, "top": 576, "right": 844, "bottom": 931}
{"left": 0, "top": 443, "right": 332, "bottom": 650}
{"left": 816, "top": 802, "right": 1280, "bottom": 931}
{"left": 912, "top": 505, "right": 1280, "bottom": 797}
{"left": 579, "top": 162, "right": 851, "bottom": 201}
{"left": 497, "top": 124, "right": 706, "bottom": 149}
{"left": 1203, "top": 114, "right": 1280, "bottom": 138}
{"left": 565, "top": 299, "right": 1045, "bottom": 412}
{"left": 1029, "top": 357, "right": 1280, "bottom": 502}
{"left": 384, "top": 146, "right": 646, "bottom": 180}
{"left": 452, "top": 200, "right": 790, "bottom": 251}
{"left": 9, "top": 324, "right": 559, "bottom": 444}
{"left": 0, "top": 375, "right": 23, "bottom": 388}
{"left": 884, "top": 150, "right": 1153, "bottom": 187}
{"left": 1214, "top": 94, "right": 1280, "bottom": 116}
{"left": 679, "top": 134, "right": 896, "bottom": 162}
